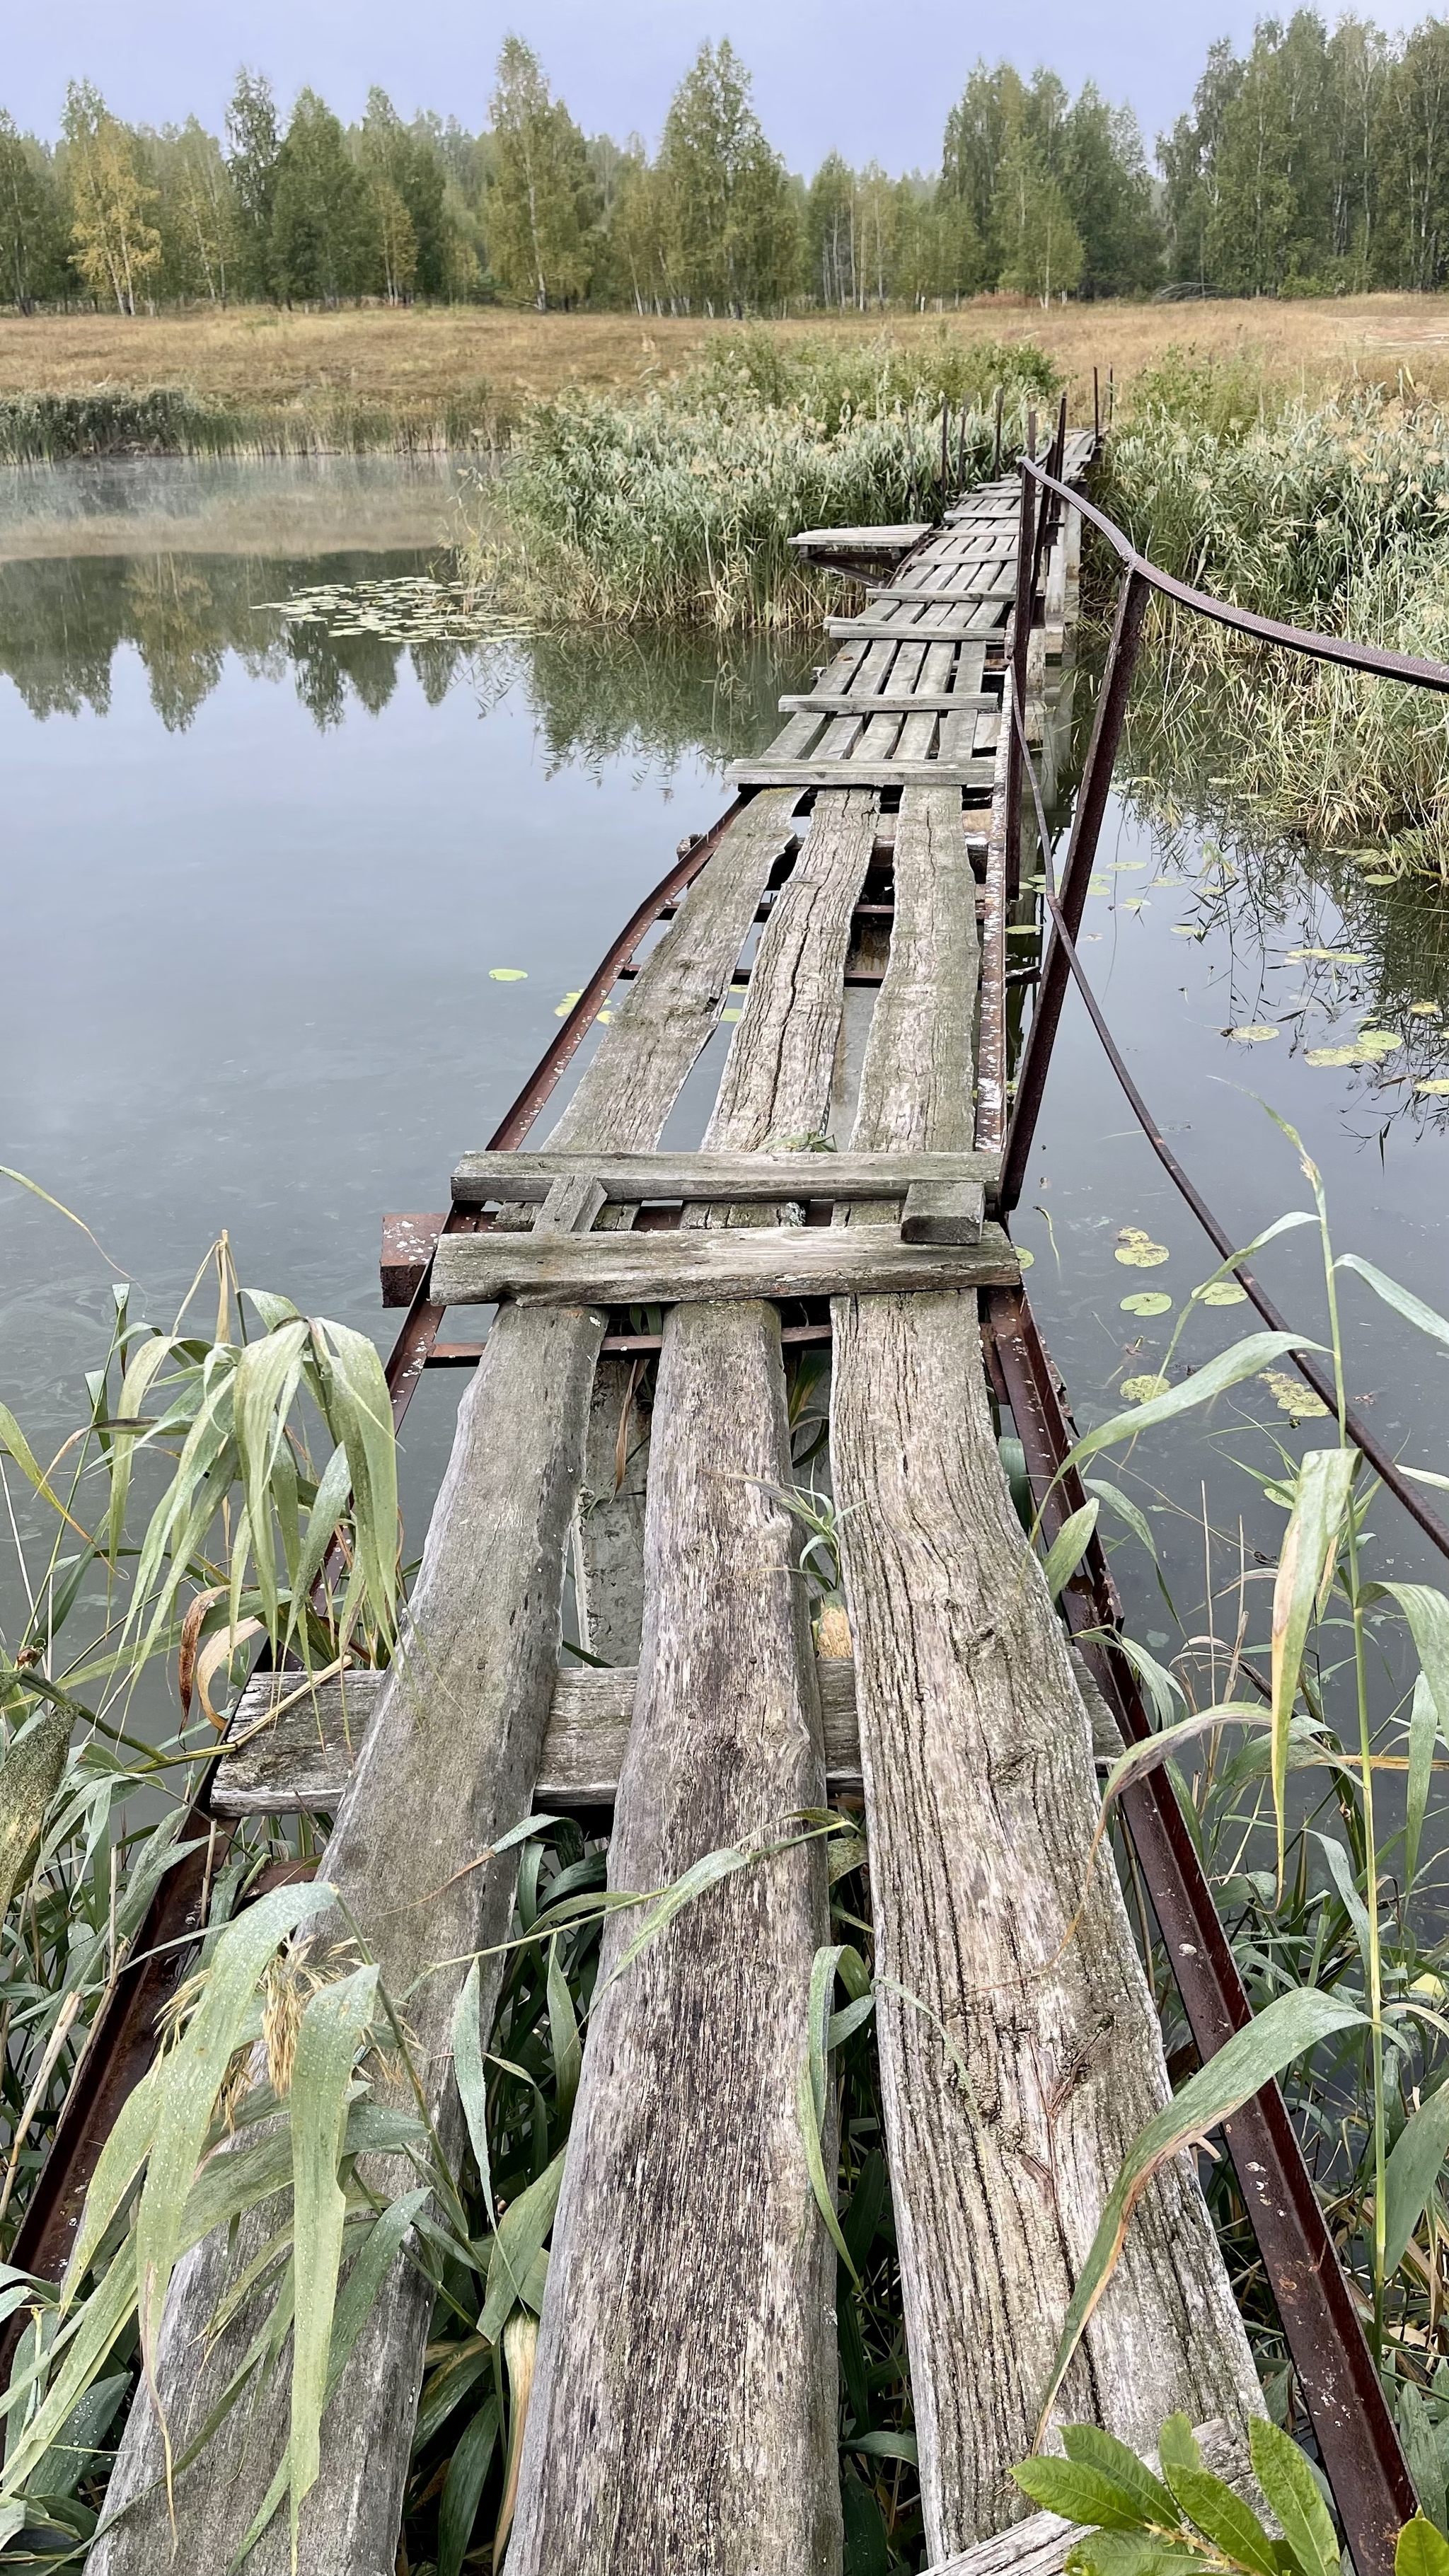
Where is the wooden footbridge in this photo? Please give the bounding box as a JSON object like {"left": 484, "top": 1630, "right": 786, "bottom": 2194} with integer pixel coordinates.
{"left": 38, "top": 420, "right": 1418, "bottom": 2572}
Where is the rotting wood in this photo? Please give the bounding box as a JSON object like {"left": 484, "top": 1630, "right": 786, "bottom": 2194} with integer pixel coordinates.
{"left": 828, "top": 785, "right": 1260, "bottom": 2563}
{"left": 507, "top": 786, "right": 879, "bottom": 2574}
{"left": 429, "top": 1219, "right": 1020, "bottom": 1309}
{"left": 88, "top": 790, "right": 807, "bottom": 2576}
{"left": 451, "top": 1147, "right": 1005, "bottom": 1205}
{"left": 724, "top": 761, "right": 995, "bottom": 789}
{"left": 507, "top": 1308, "right": 840, "bottom": 2576}
{"left": 572, "top": 1355, "right": 650, "bottom": 1663}
{"left": 901, "top": 1177, "right": 985, "bottom": 1243}
{"left": 211, "top": 1658, "right": 865, "bottom": 1815}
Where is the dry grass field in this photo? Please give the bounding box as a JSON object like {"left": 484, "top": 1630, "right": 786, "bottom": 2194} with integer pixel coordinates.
{"left": 6, "top": 293, "right": 1449, "bottom": 422}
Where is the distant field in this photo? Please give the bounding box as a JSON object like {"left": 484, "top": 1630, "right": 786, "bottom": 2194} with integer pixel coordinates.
{"left": 4, "top": 295, "right": 1449, "bottom": 427}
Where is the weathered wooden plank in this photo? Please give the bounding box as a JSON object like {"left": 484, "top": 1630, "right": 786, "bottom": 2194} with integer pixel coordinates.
{"left": 451, "top": 1147, "right": 1005, "bottom": 1204}
{"left": 89, "top": 1300, "right": 609, "bottom": 2576}
{"left": 866, "top": 581, "right": 1017, "bottom": 602}
{"left": 724, "top": 761, "right": 995, "bottom": 788}
{"left": 778, "top": 692, "right": 997, "bottom": 715}
{"left": 431, "top": 1220, "right": 1020, "bottom": 1308}
{"left": 828, "top": 801, "right": 1259, "bottom": 2561}
{"left": 790, "top": 521, "right": 929, "bottom": 551}
{"left": 91, "top": 789, "right": 809, "bottom": 2576}
{"left": 825, "top": 616, "right": 1010, "bottom": 641}
{"left": 210, "top": 1656, "right": 865, "bottom": 1814}
{"left": 901, "top": 1177, "right": 985, "bottom": 1243}
{"left": 507, "top": 1307, "right": 840, "bottom": 2576}
{"left": 510, "top": 801, "right": 874, "bottom": 2572}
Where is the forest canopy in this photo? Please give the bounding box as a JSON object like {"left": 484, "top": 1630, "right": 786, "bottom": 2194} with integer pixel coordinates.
{"left": 4, "top": 17, "right": 1449, "bottom": 316}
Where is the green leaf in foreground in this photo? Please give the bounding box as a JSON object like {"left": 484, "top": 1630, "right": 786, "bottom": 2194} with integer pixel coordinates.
{"left": 1398, "top": 2517, "right": 1449, "bottom": 2576}
{"left": 289, "top": 1965, "right": 379, "bottom": 2550}
{"left": 1035, "top": 1987, "right": 1366, "bottom": 2433}
{"left": 1065, "top": 1333, "right": 1324, "bottom": 1479}
{"left": 1248, "top": 2417, "right": 1340, "bottom": 2576}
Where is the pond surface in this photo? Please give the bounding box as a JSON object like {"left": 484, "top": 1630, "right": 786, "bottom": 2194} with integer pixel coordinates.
{"left": 4, "top": 455, "right": 1449, "bottom": 1737}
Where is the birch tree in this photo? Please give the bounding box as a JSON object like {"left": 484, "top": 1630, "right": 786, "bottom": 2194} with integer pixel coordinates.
{"left": 487, "top": 37, "right": 595, "bottom": 309}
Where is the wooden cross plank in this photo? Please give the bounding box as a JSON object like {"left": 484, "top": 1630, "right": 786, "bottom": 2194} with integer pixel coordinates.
{"left": 451, "top": 1148, "right": 1003, "bottom": 1205}
{"left": 429, "top": 1222, "right": 1019, "bottom": 1308}
{"left": 211, "top": 1657, "right": 865, "bottom": 1815}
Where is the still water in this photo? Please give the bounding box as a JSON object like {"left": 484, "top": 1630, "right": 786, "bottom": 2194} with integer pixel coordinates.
{"left": 3, "top": 454, "right": 1449, "bottom": 1695}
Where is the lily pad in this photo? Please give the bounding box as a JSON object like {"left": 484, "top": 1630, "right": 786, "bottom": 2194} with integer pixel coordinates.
{"left": 1121, "top": 1374, "right": 1171, "bottom": 1404}
{"left": 1416, "top": 1078, "right": 1449, "bottom": 1094}
{"left": 555, "top": 989, "right": 583, "bottom": 1017}
{"left": 1305, "top": 1044, "right": 1368, "bottom": 1066}
{"left": 1121, "top": 1290, "right": 1172, "bottom": 1315}
{"left": 1171, "top": 923, "right": 1204, "bottom": 940}
{"left": 1261, "top": 1368, "right": 1330, "bottom": 1419}
{"left": 1016, "top": 1246, "right": 1035, "bottom": 1268}
{"left": 1286, "top": 945, "right": 1367, "bottom": 965}
{"left": 1356, "top": 1028, "right": 1402, "bottom": 1053}
{"left": 1115, "top": 1227, "right": 1170, "bottom": 1269}
{"left": 1120, "top": 899, "right": 1146, "bottom": 913}
{"left": 1228, "top": 1024, "right": 1278, "bottom": 1043}
{"left": 1196, "top": 1281, "right": 1247, "bottom": 1306}
{"left": 1410, "top": 1001, "right": 1441, "bottom": 1016}
{"left": 489, "top": 968, "right": 527, "bottom": 982}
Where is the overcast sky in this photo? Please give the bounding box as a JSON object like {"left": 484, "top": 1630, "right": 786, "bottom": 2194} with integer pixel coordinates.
{"left": 2, "top": 0, "right": 1435, "bottom": 167}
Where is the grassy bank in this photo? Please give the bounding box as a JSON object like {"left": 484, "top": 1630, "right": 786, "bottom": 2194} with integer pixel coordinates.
{"left": 6, "top": 293, "right": 1449, "bottom": 457}
{"left": 1104, "top": 362, "right": 1449, "bottom": 877}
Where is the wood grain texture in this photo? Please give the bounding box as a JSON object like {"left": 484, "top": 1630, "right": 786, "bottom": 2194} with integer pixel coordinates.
{"left": 212, "top": 1659, "right": 865, "bottom": 1815}
{"left": 89, "top": 792, "right": 806, "bottom": 2576}
{"left": 509, "top": 784, "right": 879, "bottom": 2574}
{"left": 828, "top": 798, "right": 1259, "bottom": 2566}
{"left": 88, "top": 1301, "right": 606, "bottom": 2576}
{"left": 507, "top": 1305, "right": 840, "bottom": 2576}
{"left": 451, "top": 1149, "right": 1004, "bottom": 1205}
{"left": 429, "top": 1220, "right": 1020, "bottom": 1309}
{"left": 573, "top": 1354, "right": 650, "bottom": 1664}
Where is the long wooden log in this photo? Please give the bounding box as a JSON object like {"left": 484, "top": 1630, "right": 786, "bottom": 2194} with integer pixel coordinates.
{"left": 429, "top": 1220, "right": 1019, "bottom": 1308}
{"left": 88, "top": 1302, "right": 607, "bottom": 2575}
{"left": 507, "top": 1308, "right": 840, "bottom": 2575}
{"left": 828, "top": 787, "right": 1260, "bottom": 2563}
{"left": 509, "top": 787, "right": 879, "bottom": 2571}
{"left": 88, "top": 792, "right": 804, "bottom": 2575}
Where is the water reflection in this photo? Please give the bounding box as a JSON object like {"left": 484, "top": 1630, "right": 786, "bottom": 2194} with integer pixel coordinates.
{"left": 0, "top": 547, "right": 810, "bottom": 766}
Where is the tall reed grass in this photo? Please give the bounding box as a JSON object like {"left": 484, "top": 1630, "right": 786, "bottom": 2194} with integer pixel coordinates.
{"left": 0, "top": 382, "right": 500, "bottom": 463}
{"left": 1103, "top": 358, "right": 1449, "bottom": 878}
{"left": 462, "top": 332, "right": 1059, "bottom": 630}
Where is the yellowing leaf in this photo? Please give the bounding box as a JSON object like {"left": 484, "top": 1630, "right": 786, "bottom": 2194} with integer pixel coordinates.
{"left": 554, "top": 990, "right": 583, "bottom": 1017}
{"left": 1114, "top": 1228, "right": 1169, "bottom": 1268}
{"left": 1121, "top": 1291, "right": 1172, "bottom": 1316}
{"left": 1417, "top": 1078, "right": 1449, "bottom": 1094}
{"left": 1410, "top": 1001, "right": 1441, "bottom": 1016}
{"left": 1261, "top": 1368, "right": 1330, "bottom": 1419}
{"left": 1171, "top": 923, "right": 1204, "bottom": 938}
{"left": 1121, "top": 1374, "right": 1171, "bottom": 1403}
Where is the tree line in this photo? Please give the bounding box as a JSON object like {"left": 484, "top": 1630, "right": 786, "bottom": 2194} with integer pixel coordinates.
{"left": 5, "top": 16, "right": 1449, "bottom": 318}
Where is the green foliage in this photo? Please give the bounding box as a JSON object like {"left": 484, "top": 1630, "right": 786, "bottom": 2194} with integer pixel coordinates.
{"left": 653, "top": 39, "right": 798, "bottom": 313}
{"left": 271, "top": 89, "right": 378, "bottom": 306}
{"left": 0, "top": 110, "right": 68, "bottom": 311}
{"left": 486, "top": 35, "right": 597, "bottom": 310}
{"left": 1014, "top": 2414, "right": 1361, "bottom": 2576}
{"left": 468, "top": 335, "right": 1058, "bottom": 630}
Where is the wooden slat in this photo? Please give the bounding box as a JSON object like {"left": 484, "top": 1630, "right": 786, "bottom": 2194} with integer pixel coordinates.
{"left": 778, "top": 692, "right": 996, "bottom": 715}
{"left": 790, "top": 521, "right": 929, "bottom": 551}
{"left": 509, "top": 785, "right": 879, "bottom": 2573}
{"left": 430, "top": 1220, "right": 1020, "bottom": 1308}
{"left": 93, "top": 792, "right": 808, "bottom": 2575}
{"left": 451, "top": 1148, "right": 1005, "bottom": 1204}
{"left": 824, "top": 616, "right": 1008, "bottom": 641}
{"left": 828, "top": 787, "right": 1260, "bottom": 2558}
{"left": 901, "top": 1178, "right": 985, "bottom": 1243}
{"left": 724, "top": 761, "right": 994, "bottom": 788}
{"left": 211, "top": 1657, "right": 865, "bottom": 1814}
